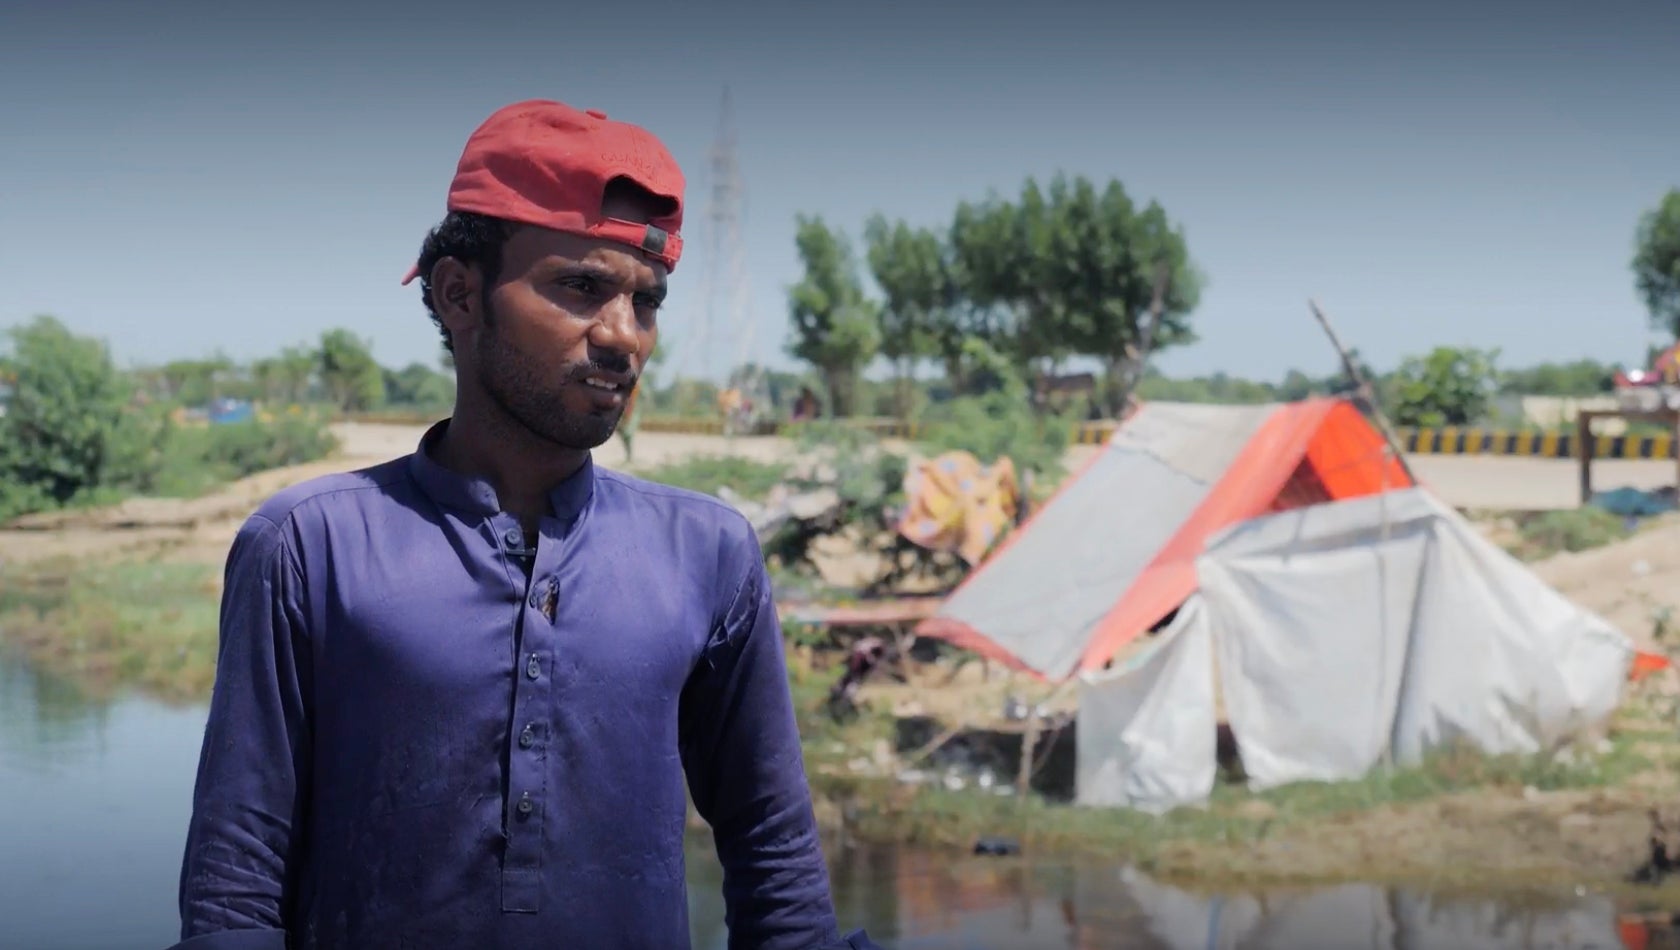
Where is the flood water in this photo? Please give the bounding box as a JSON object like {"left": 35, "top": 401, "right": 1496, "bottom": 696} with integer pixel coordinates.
{"left": 0, "top": 649, "right": 1645, "bottom": 949}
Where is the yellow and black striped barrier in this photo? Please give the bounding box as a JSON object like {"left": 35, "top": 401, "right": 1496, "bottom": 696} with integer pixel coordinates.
{"left": 1073, "top": 422, "right": 1118, "bottom": 445}
{"left": 1399, "top": 427, "right": 1677, "bottom": 460}
{"left": 628, "top": 416, "right": 1675, "bottom": 460}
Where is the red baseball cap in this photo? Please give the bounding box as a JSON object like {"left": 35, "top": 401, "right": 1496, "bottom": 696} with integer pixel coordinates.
{"left": 402, "top": 99, "right": 685, "bottom": 284}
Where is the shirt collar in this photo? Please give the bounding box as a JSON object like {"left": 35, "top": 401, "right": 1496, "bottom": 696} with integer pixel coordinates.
{"left": 407, "top": 419, "right": 596, "bottom": 521}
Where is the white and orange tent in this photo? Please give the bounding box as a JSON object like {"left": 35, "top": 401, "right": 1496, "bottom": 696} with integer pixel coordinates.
{"left": 913, "top": 398, "right": 1652, "bottom": 811}
{"left": 918, "top": 397, "right": 1411, "bottom": 681}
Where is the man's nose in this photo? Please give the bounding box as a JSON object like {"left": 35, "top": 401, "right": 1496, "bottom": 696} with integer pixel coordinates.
{"left": 589, "top": 295, "right": 640, "bottom": 358}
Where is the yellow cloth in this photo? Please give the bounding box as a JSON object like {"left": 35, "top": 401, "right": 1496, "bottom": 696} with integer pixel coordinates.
{"left": 896, "top": 451, "right": 1020, "bottom": 566}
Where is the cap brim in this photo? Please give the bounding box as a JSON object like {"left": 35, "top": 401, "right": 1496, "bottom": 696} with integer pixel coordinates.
{"left": 400, "top": 264, "right": 420, "bottom": 286}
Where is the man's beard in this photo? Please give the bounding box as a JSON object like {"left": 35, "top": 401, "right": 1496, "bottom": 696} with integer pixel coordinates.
{"left": 474, "top": 299, "right": 627, "bottom": 452}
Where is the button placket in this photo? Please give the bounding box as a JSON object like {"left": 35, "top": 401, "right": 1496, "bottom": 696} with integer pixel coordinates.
{"left": 502, "top": 534, "right": 552, "bottom": 914}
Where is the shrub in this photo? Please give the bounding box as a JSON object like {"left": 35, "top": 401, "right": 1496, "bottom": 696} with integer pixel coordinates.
{"left": 1512, "top": 507, "right": 1629, "bottom": 560}
{"left": 638, "top": 455, "right": 790, "bottom": 502}
{"left": 914, "top": 339, "right": 1072, "bottom": 481}
{"left": 144, "top": 413, "right": 340, "bottom": 497}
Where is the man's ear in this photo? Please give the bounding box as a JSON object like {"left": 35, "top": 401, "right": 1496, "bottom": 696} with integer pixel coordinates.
{"left": 431, "top": 257, "right": 484, "bottom": 341}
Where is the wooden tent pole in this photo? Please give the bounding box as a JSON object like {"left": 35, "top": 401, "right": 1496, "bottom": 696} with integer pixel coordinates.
{"left": 1307, "top": 299, "right": 1417, "bottom": 484}
{"left": 1308, "top": 298, "right": 1411, "bottom": 771}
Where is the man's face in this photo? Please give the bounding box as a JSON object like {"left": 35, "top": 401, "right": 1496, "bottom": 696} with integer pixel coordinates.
{"left": 465, "top": 214, "right": 667, "bottom": 452}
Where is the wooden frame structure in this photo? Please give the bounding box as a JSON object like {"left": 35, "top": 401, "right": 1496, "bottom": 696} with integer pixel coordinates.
{"left": 1576, "top": 407, "right": 1680, "bottom": 505}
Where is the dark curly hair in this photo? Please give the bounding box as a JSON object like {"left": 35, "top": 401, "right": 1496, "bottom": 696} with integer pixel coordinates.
{"left": 414, "top": 212, "right": 515, "bottom": 353}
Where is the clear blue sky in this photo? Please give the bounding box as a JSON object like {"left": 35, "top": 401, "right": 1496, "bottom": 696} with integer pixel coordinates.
{"left": 2, "top": 0, "right": 1676, "bottom": 384}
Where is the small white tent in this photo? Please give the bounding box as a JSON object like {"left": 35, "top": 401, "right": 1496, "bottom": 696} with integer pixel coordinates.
{"left": 1075, "top": 486, "right": 1635, "bottom": 812}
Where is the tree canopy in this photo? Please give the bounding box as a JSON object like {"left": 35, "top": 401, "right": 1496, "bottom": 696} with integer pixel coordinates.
{"left": 790, "top": 173, "right": 1201, "bottom": 414}
{"left": 1634, "top": 189, "right": 1680, "bottom": 338}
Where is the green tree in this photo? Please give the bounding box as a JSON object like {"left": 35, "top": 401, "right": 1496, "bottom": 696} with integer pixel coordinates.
{"left": 863, "top": 215, "right": 950, "bottom": 415}
{"left": 1276, "top": 369, "right": 1318, "bottom": 401}
{"left": 1499, "top": 359, "right": 1614, "bottom": 396}
{"left": 1389, "top": 346, "right": 1501, "bottom": 427}
{"left": 382, "top": 361, "right": 454, "bottom": 409}
{"left": 317, "top": 328, "right": 386, "bottom": 412}
{"left": 947, "top": 196, "right": 1029, "bottom": 378}
{"left": 250, "top": 344, "right": 319, "bottom": 406}
{"left": 919, "top": 338, "right": 1071, "bottom": 480}
{"left": 947, "top": 186, "right": 1063, "bottom": 381}
{"left": 947, "top": 175, "right": 1201, "bottom": 413}
{"left": 0, "top": 316, "right": 141, "bottom": 520}
{"left": 786, "top": 215, "right": 880, "bottom": 416}
{"left": 1634, "top": 189, "right": 1680, "bottom": 338}
{"left": 158, "top": 354, "right": 235, "bottom": 407}
{"left": 1052, "top": 177, "right": 1202, "bottom": 415}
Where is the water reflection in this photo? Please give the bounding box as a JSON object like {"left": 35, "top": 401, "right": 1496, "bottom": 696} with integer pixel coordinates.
{"left": 0, "top": 652, "right": 116, "bottom": 769}
{"left": 687, "top": 841, "right": 1630, "bottom": 949}
{"left": 0, "top": 649, "right": 1641, "bottom": 950}
{"left": 0, "top": 650, "right": 207, "bottom": 949}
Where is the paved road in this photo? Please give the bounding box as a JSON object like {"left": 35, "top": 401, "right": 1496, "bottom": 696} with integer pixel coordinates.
{"left": 1407, "top": 454, "right": 1673, "bottom": 511}
{"left": 332, "top": 423, "right": 1675, "bottom": 513}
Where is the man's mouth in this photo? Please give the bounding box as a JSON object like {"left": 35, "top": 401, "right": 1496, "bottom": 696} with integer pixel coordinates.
{"left": 581, "top": 375, "right": 627, "bottom": 393}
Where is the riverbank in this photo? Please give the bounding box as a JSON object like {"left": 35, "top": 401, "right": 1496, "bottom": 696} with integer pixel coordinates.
{"left": 8, "top": 549, "right": 1680, "bottom": 905}
{"left": 7, "top": 425, "right": 1680, "bottom": 906}
{"left": 784, "top": 640, "right": 1680, "bottom": 904}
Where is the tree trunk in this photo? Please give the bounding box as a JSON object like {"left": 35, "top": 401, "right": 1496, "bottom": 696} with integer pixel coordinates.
{"left": 1102, "top": 354, "right": 1128, "bottom": 418}
{"left": 824, "top": 367, "right": 853, "bottom": 418}
{"left": 894, "top": 357, "right": 913, "bottom": 418}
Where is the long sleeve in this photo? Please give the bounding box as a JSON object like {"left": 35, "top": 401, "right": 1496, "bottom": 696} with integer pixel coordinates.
{"left": 175, "top": 514, "right": 313, "bottom": 950}
{"left": 679, "top": 533, "right": 853, "bottom": 950}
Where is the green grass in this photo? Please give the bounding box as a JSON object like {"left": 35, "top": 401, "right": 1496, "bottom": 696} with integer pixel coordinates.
{"left": 818, "top": 733, "right": 1649, "bottom": 854}
{"left": 637, "top": 455, "right": 791, "bottom": 501}
{"left": 788, "top": 646, "right": 1660, "bottom": 889}
{"left": 0, "top": 558, "right": 222, "bottom": 703}
{"left": 1510, "top": 507, "right": 1631, "bottom": 559}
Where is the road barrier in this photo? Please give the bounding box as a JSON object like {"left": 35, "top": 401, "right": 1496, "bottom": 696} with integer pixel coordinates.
{"left": 1400, "top": 427, "right": 1676, "bottom": 459}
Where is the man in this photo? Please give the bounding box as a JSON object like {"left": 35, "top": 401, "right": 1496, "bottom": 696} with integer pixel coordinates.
{"left": 173, "top": 100, "right": 880, "bottom": 950}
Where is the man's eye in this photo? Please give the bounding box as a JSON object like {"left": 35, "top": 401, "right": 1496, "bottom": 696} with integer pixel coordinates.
{"left": 560, "top": 277, "right": 599, "bottom": 296}
{"left": 634, "top": 294, "right": 663, "bottom": 311}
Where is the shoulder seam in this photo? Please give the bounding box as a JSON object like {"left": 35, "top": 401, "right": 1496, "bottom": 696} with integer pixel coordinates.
{"left": 256, "top": 463, "right": 411, "bottom": 526}
{"left": 596, "top": 468, "right": 751, "bottom": 520}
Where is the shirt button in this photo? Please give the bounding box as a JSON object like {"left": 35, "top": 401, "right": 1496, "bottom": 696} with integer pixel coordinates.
{"left": 503, "top": 528, "right": 522, "bottom": 547}
{"left": 515, "top": 793, "right": 533, "bottom": 817}
{"left": 518, "top": 724, "right": 536, "bottom": 749}
{"left": 525, "top": 654, "right": 540, "bottom": 679}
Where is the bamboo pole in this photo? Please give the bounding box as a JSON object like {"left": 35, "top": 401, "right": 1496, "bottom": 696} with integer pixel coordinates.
{"left": 1307, "top": 298, "right": 1415, "bottom": 770}
{"left": 1307, "top": 298, "right": 1417, "bottom": 484}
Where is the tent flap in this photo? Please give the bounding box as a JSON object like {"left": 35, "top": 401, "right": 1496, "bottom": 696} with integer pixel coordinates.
{"left": 1080, "top": 487, "right": 1633, "bottom": 804}
{"left": 1074, "top": 596, "right": 1218, "bottom": 811}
